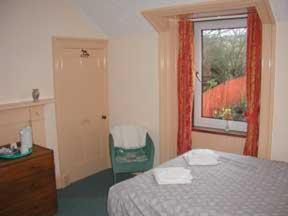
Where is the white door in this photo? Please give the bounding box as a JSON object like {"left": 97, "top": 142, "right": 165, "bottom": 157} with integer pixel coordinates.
{"left": 53, "top": 38, "right": 109, "bottom": 187}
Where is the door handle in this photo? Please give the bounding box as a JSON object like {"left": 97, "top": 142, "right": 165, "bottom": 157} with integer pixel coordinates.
{"left": 101, "top": 115, "right": 107, "bottom": 119}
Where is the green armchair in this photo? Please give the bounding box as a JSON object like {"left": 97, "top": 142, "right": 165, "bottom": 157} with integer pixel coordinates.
{"left": 109, "top": 133, "right": 154, "bottom": 183}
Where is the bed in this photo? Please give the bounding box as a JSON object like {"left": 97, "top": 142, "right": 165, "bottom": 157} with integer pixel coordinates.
{"left": 107, "top": 150, "right": 288, "bottom": 216}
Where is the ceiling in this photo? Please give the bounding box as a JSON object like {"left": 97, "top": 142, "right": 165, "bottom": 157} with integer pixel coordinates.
{"left": 270, "top": 0, "right": 288, "bottom": 22}
{"left": 70, "top": 0, "right": 288, "bottom": 36}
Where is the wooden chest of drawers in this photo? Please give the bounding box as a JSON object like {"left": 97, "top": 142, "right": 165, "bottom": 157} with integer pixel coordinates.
{"left": 0, "top": 145, "right": 57, "bottom": 216}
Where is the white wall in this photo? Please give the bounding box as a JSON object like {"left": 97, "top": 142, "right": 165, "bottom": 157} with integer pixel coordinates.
{"left": 0, "top": 0, "right": 106, "bottom": 187}
{"left": 192, "top": 132, "right": 245, "bottom": 154}
{"left": 271, "top": 21, "right": 288, "bottom": 162}
{"left": 108, "top": 32, "right": 160, "bottom": 165}
{"left": 0, "top": 0, "right": 105, "bottom": 102}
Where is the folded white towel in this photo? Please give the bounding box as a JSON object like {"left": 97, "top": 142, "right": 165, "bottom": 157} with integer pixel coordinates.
{"left": 153, "top": 167, "right": 193, "bottom": 185}
{"left": 184, "top": 149, "right": 220, "bottom": 166}
{"left": 110, "top": 125, "right": 148, "bottom": 149}
{"left": 190, "top": 149, "right": 219, "bottom": 159}
{"left": 184, "top": 154, "right": 219, "bottom": 166}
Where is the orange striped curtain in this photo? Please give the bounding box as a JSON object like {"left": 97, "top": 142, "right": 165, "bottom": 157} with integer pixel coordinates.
{"left": 243, "top": 9, "right": 262, "bottom": 157}
{"left": 177, "top": 19, "right": 194, "bottom": 155}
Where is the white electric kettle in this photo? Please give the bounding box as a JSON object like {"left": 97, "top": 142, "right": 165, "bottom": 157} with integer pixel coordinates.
{"left": 19, "top": 127, "right": 32, "bottom": 154}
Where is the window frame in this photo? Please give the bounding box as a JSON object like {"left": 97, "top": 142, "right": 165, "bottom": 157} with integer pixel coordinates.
{"left": 194, "top": 18, "right": 248, "bottom": 132}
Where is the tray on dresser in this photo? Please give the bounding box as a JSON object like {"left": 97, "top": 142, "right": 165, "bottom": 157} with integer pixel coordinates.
{"left": 0, "top": 148, "right": 32, "bottom": 159}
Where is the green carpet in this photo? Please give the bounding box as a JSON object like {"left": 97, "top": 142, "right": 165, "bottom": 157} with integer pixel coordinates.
{"left": 57, "top": 169, "right": 133, "bottom": 216}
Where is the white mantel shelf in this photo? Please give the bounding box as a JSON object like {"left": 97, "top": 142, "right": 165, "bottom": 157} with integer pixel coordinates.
{"left": 0, "top": 98, "right": 55, "bottom": 111}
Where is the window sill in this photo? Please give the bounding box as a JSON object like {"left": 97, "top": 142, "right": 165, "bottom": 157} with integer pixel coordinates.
{"left": 192, "top": 126, "right": 247, "bottom": 138}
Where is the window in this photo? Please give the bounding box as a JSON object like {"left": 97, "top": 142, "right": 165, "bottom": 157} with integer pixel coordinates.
{"left": 194, "top": 19, "right": 247, "bottom": 132}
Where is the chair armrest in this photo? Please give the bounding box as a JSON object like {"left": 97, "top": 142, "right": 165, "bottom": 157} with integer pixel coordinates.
{"left": 145, "top": 134, "right": 155, "bottom": 168}
{"left": 109, "top": 134, "right": 116, "bottom": 167}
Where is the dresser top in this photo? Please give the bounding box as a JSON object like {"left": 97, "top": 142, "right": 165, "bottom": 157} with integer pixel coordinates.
{"left": 0, "top": 145, "right": 53, "bottom": 167}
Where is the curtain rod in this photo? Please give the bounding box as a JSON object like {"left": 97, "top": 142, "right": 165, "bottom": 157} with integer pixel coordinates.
{"left": 187, "top": 14, "right": 247, "bottom": 22}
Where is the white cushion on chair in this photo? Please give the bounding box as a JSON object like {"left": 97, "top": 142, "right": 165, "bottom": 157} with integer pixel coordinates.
{"left": 111, "top": 125, "right": 148, "bottom": 149}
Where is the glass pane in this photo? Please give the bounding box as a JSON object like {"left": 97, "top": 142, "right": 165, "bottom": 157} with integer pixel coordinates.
{"left": 201, "top": 28, "right": 247, "bottom": 122}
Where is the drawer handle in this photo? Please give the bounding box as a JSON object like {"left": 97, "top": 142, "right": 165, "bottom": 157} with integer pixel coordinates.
{"left": 31, "top": 165, "right": 39, "bottom": 170}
